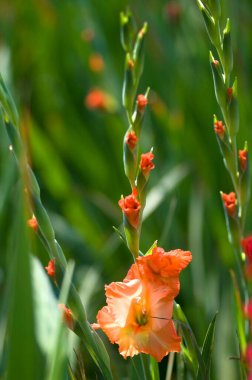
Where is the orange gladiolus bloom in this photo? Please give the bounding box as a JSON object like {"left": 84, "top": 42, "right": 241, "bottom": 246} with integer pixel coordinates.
{"left": 125, "top": 247, "right": 192, "bottom": 297}
{"left": 93, "top": 278, "right": 181, "bottom": 361}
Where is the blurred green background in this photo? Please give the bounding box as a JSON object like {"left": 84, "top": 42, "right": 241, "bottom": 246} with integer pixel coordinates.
{"left": 1, "top": 0, "right": 252, "bottom": 378}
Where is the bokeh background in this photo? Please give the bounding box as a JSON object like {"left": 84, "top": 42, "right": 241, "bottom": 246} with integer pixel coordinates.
{"left": 1, "top": 0, "right": 252, "bottom": 378}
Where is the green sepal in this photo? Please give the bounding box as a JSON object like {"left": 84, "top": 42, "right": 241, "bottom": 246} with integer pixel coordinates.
{"left": 122, "top": 53, "right": 135, "bottom": 117}
{"left": 197, "top": 1, "right": 219, "bottom": 46}
{"left": 120, "top": 10, "right": 136, "bottom": 53}
{"left": 213, "top": 115, "right": 236, "bottom": 177}
{"left": 227, "top": 77, "right": 239, "bottom": 139}
{"left": 5, "top": 120, "right": 22, "bottom": 157}
{"left": 0, "top": 73, "right": 19, "bottom": 126}
{"left": 209, "top": 52, "right": 226, "bottom": 114}
{"left": 33, "top": 196, "right": 55, "bottom": 241}
{"left": 230, "top": 270, "right": 246, "bottom": 356}
{"left": 223, "top": 18, "right": 233, "bottom": 84}
{"left": 132, "top": 22, "right": 148, "bottom": 87}
{"left": 145, "top": 240, "right": 158, "bottom": 256}
{"left": 123, "top": 214, "right": 139, "bottom": 259}
{"left": 207, "top": 0, "right": 221, "bottom": 20}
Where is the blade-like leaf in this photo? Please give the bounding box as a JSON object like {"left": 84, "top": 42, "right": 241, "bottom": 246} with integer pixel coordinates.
{"left": 198, "top": 312, "right": 218, "bottom": 379}
{"left": 6, "top": 185, "right": 38, "bottom": 380}
{"left": 173, "top": 302, "right": 206, "bottom": 379}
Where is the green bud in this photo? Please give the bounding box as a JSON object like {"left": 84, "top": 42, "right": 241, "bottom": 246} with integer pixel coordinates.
{"left": 227, "top": 78, "right": 239, "bottom": 139}
{"left": 223, "top": 19, "right": 233, "bottom": 83}
{"left": 122, "top": 53, "right": 135, "bottom": 115}
{"left": 132, "top": 22, "right": 148, "bottom": 85}
{"left": 28, "top": 167, "right": 40, "bottom": 198}
{"left": 5, "top": 121, "right": 22, "bottom": 157}
{"left": 197, "top": 0, "right": 219, "bottom": 46}
{"left": 0, "top": 74, "right": 19, "bottom": 127}
{"left": 120, "top": 11, "right": 135, "bottom": 52}
{"left": 123, "top": 215, "right": 140, "bottom": 259}
{"left": 33, "top": 196, "right": 55, "bottom": 241}
{"left": 207, "top": 0, "right": 221, "bottom": 20}
{"left": 209, "top": 52, "right": 226, "bottom": 113}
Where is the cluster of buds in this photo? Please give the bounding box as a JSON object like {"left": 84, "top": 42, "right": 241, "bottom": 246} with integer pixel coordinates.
{"left": 119, "top": 11, "right": 156, "bottom": 259}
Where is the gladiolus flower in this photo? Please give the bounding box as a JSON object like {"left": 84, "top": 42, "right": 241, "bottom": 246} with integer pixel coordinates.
{"left": 118, "top": 192, "right": 141, "bottom": 229}
{"left": 88, "top": 53, "right": 105, "bottom": 72}
{"left": 125, "top": 131, "right": 138, "bottom": 150}
{"left": 214, "top": 120, "right": 225, "bottom": 139}
{"left": 27, "top": 215, "right": 38, "bottom": 231}
{"left": 137, "top": 94, "right": 148, "bottom": 111}
{"left": 239, "top": 149, "right": 248, "bottom": 171}
{"left": 221, "top": 192, "right": 237, "bottom": 217}
{"left": 45, "top": 259, "right": 55, "bottom": 279}
{"left": 125, "top": 247, "right": 192, "bottom": 298}
{"left": 244, "top": 300, "right": 252, "bottom": 320}
{"left": 140, "top": 152, "right": 155, "bottom": 176}
{"left": 58, "top": 304, "right": 74, "bottom": 329}
{"left": 85, "top": 88, "right": 107, "bottom": 110}
{"left": 92, "top": 279, "right": 181, "bottom": 361}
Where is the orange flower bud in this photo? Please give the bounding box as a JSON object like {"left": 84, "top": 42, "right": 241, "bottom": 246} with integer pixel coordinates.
{"left": 227, "top": 87, "right": 233, "bottom": 100}
{"left": 239, "top": 149, "right": 247, "bottom": 171}
{"left": 85, "top": 88, "right": 106, "bottom": 110}
{"left": 125, "top": 131, "right": 138, "bottom": 150}
{"left": 140, "top": 152, "right": 155, "bottom": 176}
{"left": 214, "top": 120, "right": 225, "bottom": 138}
{"left": 58, "top": 304, "right": 74, "bottom": 329}
{"left": 165, "top": 2, "right": 181, "bottom": 24}
{"left": 118, "top": 192, "right": 141, "bottom": 229}
{"left": 88, "top": 53, "right": 105, "bottom": 72}
{"left": 221, "top": 191, "right": 237, "bottom": 217}
{"left": 27, "top": 215, "right": 38, "bottom": 232}
{"left": 137, "top": 94, "right": 148, "bottom": 111}
{"left": 45, "top": 258, "right": 55, "bottom": 279}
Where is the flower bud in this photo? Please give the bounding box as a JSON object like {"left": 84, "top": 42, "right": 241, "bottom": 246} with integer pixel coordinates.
{"left": 45, "top": 258, "right": 55, "bottom": 279}
{"left": 120, "top": 11, "right": 135, "bottom": 52}
{"left": 133, "top": 22, "right": 148, "bottom": 84}
{"left": 58, "top": 304, "right": 74, "bottom": 329}
{"left": 118, "top": 191, "right": 141, "bottom": 229}
{"left": 122, "top": 54, "right": 135, "bottom": 115}
{"left": 27, "top": 215, "right": 38, "bottom": 232}
{"left": 210, "top": 52, "right": 226, "bottom": 113}
{"left": 221, "top": 191, "right": 236, "bottom": 217}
